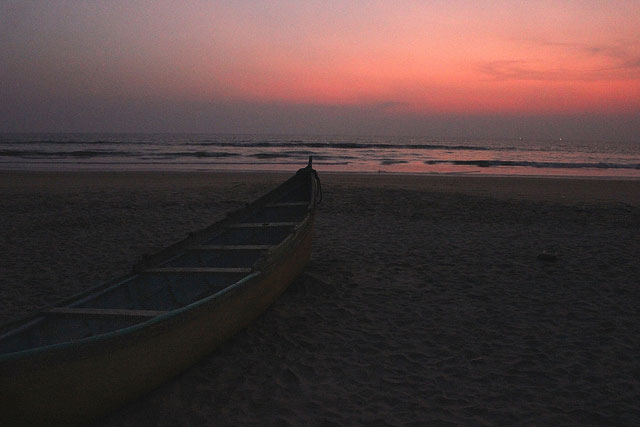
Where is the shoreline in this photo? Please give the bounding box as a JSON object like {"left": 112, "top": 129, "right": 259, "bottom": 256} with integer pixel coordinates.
{"left": 1, "top": 163, "right": 639, "bottom": 181}
{"left": 2, "top": 170, "right": 639, "bottom": 204}
{"left": 2, "top": 166, "right": 640, "bottom": 179}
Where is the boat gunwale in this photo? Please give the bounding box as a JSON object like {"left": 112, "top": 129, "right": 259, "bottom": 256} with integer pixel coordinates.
{"left": 0, "top": 167, "right": 318, "bottom": 363}
{"left": 0, "top": 270, "right": 259, "bottom": 363}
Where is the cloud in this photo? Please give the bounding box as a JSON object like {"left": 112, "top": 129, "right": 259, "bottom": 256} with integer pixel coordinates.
{"left": 478, "top": 39, "right": 640, "bottom": 82}
{"left": 478, "top": 60, "right": 567, "bottom": 82}
{"left": 620, "top": 56, "right": 640, "bottom": 70}
{"left": 556, "top": 40, "right": 640, "bottom": 73}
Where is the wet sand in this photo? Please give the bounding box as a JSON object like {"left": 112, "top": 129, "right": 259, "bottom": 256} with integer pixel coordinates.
{"left": 1, "top": 171, "right": 639, "bottom": 425}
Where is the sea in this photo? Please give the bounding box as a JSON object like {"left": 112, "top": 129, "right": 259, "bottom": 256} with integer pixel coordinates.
{"left": 1, "top": 133, "right": 638, "bottom": 178}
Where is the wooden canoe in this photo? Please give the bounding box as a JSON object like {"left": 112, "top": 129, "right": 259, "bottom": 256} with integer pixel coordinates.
{"left": 0, "top": 159, "right": 321, "bottom": 425}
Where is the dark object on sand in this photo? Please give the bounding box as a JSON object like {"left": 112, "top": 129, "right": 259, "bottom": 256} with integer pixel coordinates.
{"left": 537, "top": 250, "right": 558, "bottom": 262}
{"left": 0, "top": 160, "right": 321, "bottom": 426}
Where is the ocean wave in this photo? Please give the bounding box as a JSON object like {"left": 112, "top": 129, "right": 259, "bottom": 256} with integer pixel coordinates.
{"left": 191, "top": 141, "right": 490, "bottom": 151}
{"left": 158, "top": 151, "right": 240, "bottom": 158}
{"left": 424, "top": 160, "right": 640, "bottom": 169}
{"left": 0, "top": 149, "right": 132, "bottom": 158}
{"left": 0, "top": 139, "right": 157, "bottom": 146}
{"left": 2, "top": 136, "right": 495, "bottom": 152}
{"left": 0, "top": 148, "right": 336, "bottom": 161}
{"left": 251, "top": 152, "right": 287, "bottom": 159}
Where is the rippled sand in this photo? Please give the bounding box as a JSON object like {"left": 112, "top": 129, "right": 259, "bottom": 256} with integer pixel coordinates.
{"left": 1, "top": 172, "right": 639, "bottom": 425}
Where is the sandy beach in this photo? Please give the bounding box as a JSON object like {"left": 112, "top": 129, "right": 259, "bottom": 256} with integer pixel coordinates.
{"left": 1, "top": 171, "right": 639, "bottom": 425}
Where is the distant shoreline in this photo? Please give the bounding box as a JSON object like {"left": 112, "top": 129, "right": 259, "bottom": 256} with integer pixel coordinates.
{"left": 2, "top": 170, "right": 639, "bottom": 205}
{"left": 2, "top": 167, "right": 640, "bottom": 181}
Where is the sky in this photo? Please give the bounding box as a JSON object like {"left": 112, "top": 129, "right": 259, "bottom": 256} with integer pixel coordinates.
{"left": 1, "top": 1, "right": 639, "bottom": 139}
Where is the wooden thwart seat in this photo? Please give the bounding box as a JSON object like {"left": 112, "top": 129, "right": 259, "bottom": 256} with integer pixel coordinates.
{"left": 144, "top": 267, "right": 252, "bottom": 274}
{"left": 229, "top": 222, "right": 297, "bottom": 228}
{"left": 265, "top": 202, "right": 308, "bottom": 207}
{"left": 43, "top": 307, "right": 167, "bottom": 318}
{"left": 187, "top": 245, "right": 274, "bottom": 251}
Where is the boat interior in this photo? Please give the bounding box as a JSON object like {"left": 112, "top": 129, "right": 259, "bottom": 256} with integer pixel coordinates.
{"left": 0, "top": 177, "right": 313, "bottom": 356}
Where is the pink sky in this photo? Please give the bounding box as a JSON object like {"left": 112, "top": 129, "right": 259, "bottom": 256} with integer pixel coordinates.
{"left": 1, "top": 1, "right": 639, "bottom": 136}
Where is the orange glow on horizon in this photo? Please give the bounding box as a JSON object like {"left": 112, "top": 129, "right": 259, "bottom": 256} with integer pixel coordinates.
{"left": 4, "top": 1, "right": 640, "bottom": 118}
{"left": 169, "top": 1, "right": 640, "bottom": 116}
